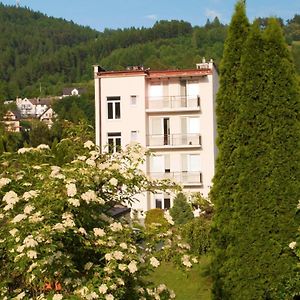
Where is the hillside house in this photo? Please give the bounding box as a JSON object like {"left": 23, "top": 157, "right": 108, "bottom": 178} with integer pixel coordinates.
{"left": 62, "top": 87, "right": 86, "bottom": 98}
{"left": 16, "top": 97, "right": 54, "bottom": 118}
{"left": 39, "top": 107, "right": 56, "bottom": 128}
{"left": 2, "top": 110, "right": 21, "bottom": 132}
{"left": 94, "top": 60, "right": 218, "bottom": 216}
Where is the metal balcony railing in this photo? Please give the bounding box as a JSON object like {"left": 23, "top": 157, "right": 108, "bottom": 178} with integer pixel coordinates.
{"left": 146, "top": 95, "right": 200, "bottom": 110}
{"left": 147, "top": 134, "right": 201, "bottom": 147}
{"left": 150, "top": 171, "right": 203, "bottom": 185}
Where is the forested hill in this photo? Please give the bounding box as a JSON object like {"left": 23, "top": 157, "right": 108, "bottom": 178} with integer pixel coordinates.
{"left": 0, "top": 3, "right": 299, "bottom": 99}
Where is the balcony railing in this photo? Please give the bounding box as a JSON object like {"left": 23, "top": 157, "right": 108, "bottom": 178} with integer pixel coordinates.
{"left": 150, "top": 171, "right": 203, "bottom": 185}
{"left": 147, "top": 134, "right": 201, "bottom": 147}
{"left": 146, "top": 95, "right": 200, "bottom": 110}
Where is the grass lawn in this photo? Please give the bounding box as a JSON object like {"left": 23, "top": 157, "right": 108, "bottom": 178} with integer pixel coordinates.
{"left": 147, "top": 256, "right": 212, "bottom": 300}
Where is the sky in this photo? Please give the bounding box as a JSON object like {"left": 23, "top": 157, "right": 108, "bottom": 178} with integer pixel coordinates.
{"left": 0, "top": 0, "right": 299, "bottom": 31}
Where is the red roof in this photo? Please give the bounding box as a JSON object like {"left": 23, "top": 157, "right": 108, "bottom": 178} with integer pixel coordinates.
{"left": 97, "top": 68, "right": 212, "bottom": 79}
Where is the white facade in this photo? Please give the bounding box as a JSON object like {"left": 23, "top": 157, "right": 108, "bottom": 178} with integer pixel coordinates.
{"left": 16, "top": 98, "right": 49, "bottom": 118}
{"left": 94, "top": 62, "right": 218, "bottom": 215}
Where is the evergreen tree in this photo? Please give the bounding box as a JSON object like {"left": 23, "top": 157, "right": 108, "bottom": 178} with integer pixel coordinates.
{"left": 169, "top": 193, "right": 194, "bottom": 225}
{"left": 213, "top": 17, "right": 300, "bottom": 299}
{"left": 210, "top": 1, "right": 249, "bottom": 297}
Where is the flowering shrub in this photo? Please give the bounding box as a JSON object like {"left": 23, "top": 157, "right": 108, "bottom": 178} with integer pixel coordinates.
{"left": 0, "top": 138, "right": 198, "bottom": 299}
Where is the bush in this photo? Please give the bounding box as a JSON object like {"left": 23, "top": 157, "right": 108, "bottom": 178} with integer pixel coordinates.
{"left": 0, "top": 138, "right": 195, "bottom": 299}
{"left": 181, "top": 217, "right": 211, "bottom": 255}
{"left": 144, "top": 208, "right": 169, "bottom": 229}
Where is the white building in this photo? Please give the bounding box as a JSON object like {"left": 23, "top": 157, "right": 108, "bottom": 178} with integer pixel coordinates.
{"left": 39, "top": 107, "right": 56, "bottom": 128}
{"left": 94, "top": 61, "right": 218, "bottom": 215}
{"left": 16, "top": 98, "right": 53, "bottom": 118}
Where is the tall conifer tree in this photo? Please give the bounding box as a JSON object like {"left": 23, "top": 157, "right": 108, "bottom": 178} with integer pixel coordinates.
{"left": 210, "top": 1, "right": 249, "bottom": 297}
{"left": 212, "top": 16, "right": 300, "bottom": 298}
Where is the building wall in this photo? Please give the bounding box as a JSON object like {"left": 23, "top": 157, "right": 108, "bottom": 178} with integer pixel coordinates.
{"left": 97, "top": 74, "right": 149, "bottom": 214}
{"left": 98, "top": 75, "right": 146, "bottom": 151}
{"left": 95, "top": 65, "right": 218, "bottom": 215}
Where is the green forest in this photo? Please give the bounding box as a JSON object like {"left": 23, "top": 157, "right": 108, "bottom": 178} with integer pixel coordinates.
{"left": 0, "top": 3, "right": 299, "bottom": 101}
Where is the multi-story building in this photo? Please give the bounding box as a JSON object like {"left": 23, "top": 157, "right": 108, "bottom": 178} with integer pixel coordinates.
{"left": 94, "top": 60, "right": 218, "bottom": 215}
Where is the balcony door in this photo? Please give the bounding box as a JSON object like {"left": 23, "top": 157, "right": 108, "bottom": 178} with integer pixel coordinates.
{"left": 163, "top": 117, "right": 170, "bottom": 145}
{"left": 188, "top": 117, "right": 200, "bottom": 134}
{"left": 187, "top": 80, "right": 199, "bottom": 107}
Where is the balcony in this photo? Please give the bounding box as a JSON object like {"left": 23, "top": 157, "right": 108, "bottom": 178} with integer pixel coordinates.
{"left": 146, "top": 95, "right": 200, "bottom": 113}
{"left": 147, "top": 133, "right": 201, "bottom": 149}
{"left": 150, "top": 171, "right": 203, "bottom": 186}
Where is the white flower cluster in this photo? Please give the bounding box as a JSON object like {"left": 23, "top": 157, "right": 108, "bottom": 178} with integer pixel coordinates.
{"left": 17, "top": 147, "right": 34, "bottom": 154}
{"left": 3, "top": 191, "right": 19, "bottom": 211}
{"left": 36, "top": 144, "right": 50, "bottom": 150}
{"left": 23, "top": 190, "right": 39, "bottom": 201}
{"left": 81, "top": 190, "right": 104, "bottom": 204}
{"left": 164, "top": 210, "right": 174, "bottom": 225}
{"left": 109, "top": 222, "right": 123, "bottom": 232}
{"left": 50, "top": 166, "right": 65, "bottom": 179}
{"left": 66, "top": 183, "right": 77, "bottom": 197}
{"left": 62, "top": 212, "right": 75, "bottom": 228}
{"left": 83, "top": 140, "right": 95, "bottom": 150}
{"left": 289, "top": 241, "right": 297, "bottom": 250}
{"left": 68, "top": 198, "right": 80, "bottom": 207}
{"left": 181, "top": 254, "right": 192, "bottom": 268}
{"left": 0, "top": 177, "right": 11, "bottom": 189}
{"left": 149, "top": 257, "right": 160, "bottom": 268}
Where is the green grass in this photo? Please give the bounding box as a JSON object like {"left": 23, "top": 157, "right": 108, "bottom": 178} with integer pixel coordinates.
{"left": 148, "top": 256, "right": 212, "bottom": 300}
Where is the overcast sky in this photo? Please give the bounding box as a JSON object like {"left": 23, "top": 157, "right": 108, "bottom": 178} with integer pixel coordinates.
{"left": 1, "top": 0, "right": 299, "bottom": 31}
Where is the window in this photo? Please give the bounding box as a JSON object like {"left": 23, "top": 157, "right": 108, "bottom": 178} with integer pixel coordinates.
{"left": 155, "top": 198, "right": 171, "bottom": 210}
{"left": 107, "top": 132, "right": 121, "bottom": 153}
{"left": 155, "top": 199, "right": 162, "bottom": 209}
{"left": 182, "top": 154, "right": 200, "bottom": 171}
{"left": 107, "top": 96, "right": 121, "bottom": 119}
{"left": 149, "top": 82, "right": 163, "bottom": 98}
{"left": 164, "top": 198, "right": 171, "bottom": 209}
{"left": 130, "top": 95, "right": 137, "bottom": 106}
{"left": 131, "top": 130, "right": 138, "bottom": 142}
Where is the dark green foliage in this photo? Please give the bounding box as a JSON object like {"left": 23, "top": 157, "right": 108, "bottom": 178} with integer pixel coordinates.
{"left": 0, "top": 3, "right": 298, "bottom": 100}
{"left": 181, "top": 217, "right": 211, "bottom": 255}
{"left": 169, "top": 193, "right": 194, "bottom": 225}
{"left": 286, "top": 14, "right": 300, "bottom": 41}
{"left": 210, "top": 1, "right": 249, "bottom": 297}
{"left": 28, "top": 120, "right": 51, "bottom": 147}
{"left": 144, "top": 208, "right": 168, "bottom": 229}
{"left": 212, "top": 12, "right": 300, "bottom": 299}
{"left": 52, "top": 94, "right": 95, "bottom": 126}
{"left": 292, "top": 42, "right": 300, "bottom": 74}
{"left": 230, "top": 19, "right": 300, "bottom": 299}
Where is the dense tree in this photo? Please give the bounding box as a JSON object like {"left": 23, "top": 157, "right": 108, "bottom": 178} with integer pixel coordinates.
{"left": 52, "top": 93, "right": 95, "bottom": 126}
{"left": 212, "top": 14, "right": 300, "bottom": 299}
{"left": 0, "top": 3, "right": 298, "bottom": 99}
{"left": 169, "top": 193, "right": 194, "bottom": 225}
{"left": 231, "top": 18, "right": 300, "bottom": 299}
{"left": 210, "top": 1, "right": 249, "bottom": 298}
{"left": 28, "top": 120, "right": 51, "bottom": 147}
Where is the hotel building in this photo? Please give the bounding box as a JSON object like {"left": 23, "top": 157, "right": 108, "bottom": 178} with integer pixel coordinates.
{"left": 94, "top": 60, "right": 218, "bottom": 215}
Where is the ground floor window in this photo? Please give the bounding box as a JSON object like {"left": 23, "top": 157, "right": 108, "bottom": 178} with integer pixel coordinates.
{"left": 107, "top": 132, "right": 121, "bottom": 153}
{"left": 155, "top": 195, "right": 171, "bottom": 210}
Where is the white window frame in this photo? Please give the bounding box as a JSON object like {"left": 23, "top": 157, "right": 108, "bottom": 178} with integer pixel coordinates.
{"left": 107, "top": 96, "right": 121, "bottom": 120}
{"left": 107, "top": 132, "right": 121, "bottom": 153}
